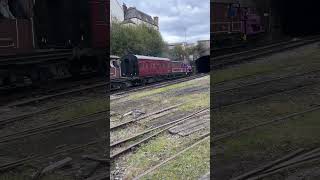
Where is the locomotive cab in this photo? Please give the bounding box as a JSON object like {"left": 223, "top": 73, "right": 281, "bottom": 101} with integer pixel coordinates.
{"left": 120, "top": 54, "right": 139, "bottom": 77}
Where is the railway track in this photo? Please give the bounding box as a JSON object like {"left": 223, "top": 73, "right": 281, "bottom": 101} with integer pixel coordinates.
{"left": 2, "top": 73, "right": 206, "bottom": 108}
{"left": 0, "top": 138, "right": 104, "bottom": 172}
{"left": 232, "top": 147, "right": 320, "bottom": 180}
{"left": 133, "top": 133, "right": 210, "bottom": 180}
{"left": 0, "top": 111, "right": 107, "bottom": 144}
{"left": 0, "top": 110, "right": 107, "bottom": 176}
{"left": 110, "top": 73, "right": 208, "bottom": 98}
{"left": 214, "top": 104, "right": 320, "bottom": 142}
{"left": 212, "top": 104, "right": 320, "bottom": 180}
{"left": 110, "top": 108, "right": 209, "bottom": 160}
{"left": 110, "top": 103, "right": 184, "bottom": 130}
{"left": 212, "top": 68, "right": 320, "bottom": 109}
{"left": 212, "top": 67, "right": 320, "bottom": 178}
{"left": 0, "top": 74, "right": 207, "bottom": 129}
{"left": 4, "top": 81, "right": 107, "bottom": 108}
{"left": 212, "top": 36, "right": 320, "bottom": 69}
{"left": 0, "top": 99, "right": 97, "bottom": 127}
{"left": 212, "top": 37, "right": 293, "bottom": 57}
{"left": 213, "top": 69, "right": 320, "bottom": 94}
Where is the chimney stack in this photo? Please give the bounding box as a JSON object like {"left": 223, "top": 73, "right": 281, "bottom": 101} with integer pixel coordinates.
{"left": 123, "top": 3, "right": 127, "bottom": 17}
{"left": 154, "top": 16, "right": 159, "bottom": 26}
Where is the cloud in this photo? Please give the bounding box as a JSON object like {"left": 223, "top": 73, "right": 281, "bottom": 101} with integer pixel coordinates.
{"left": 122, "top": 0, "right": 210, "bottom": 43}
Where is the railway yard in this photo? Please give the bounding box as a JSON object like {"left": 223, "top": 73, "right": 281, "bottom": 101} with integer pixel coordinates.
{"left": 110, "top": 74, "right": 210, "bottom": 179}
{"left": 0, "top": 79, "right": 108, "bottom": 179}
{"left": 212, "top": 41, "right": 320, "bottom": 179}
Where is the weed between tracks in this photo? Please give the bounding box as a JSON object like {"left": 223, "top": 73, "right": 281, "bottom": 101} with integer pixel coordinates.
{"left": 122, "top": 132, "right": 209, "bottom": 179}
{"left": 142, "top": 137, "right": 210, "bottom": 180}
{"left": 218, "top": 110, "right": 320, "bottom": 171}
{"left": 213, "top": 84, "right": 320, "bottom": 134}
{"left": 54, "top": 98, "right": 109, "bottom": 120}
{"left": 129, "top": 76, "right": 209, "bottom": 100}
{"left": 177, "top": 92, "right": 210, "bottom": 112}
{"left": 212, "top": 43, "right": 320, "bottom": 84}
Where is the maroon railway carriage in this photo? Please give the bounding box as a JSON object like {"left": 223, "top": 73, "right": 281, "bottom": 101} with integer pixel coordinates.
{"left": 0, "top": 0, "right": 108, "bottom": 89}
{"left": 120, "top": 54, "right": 189, "bottom": 78}
{"left": 136, "top": 55, "right": 172, "bottom": 77}
{"left": 110, "top": 54, "right": 191, "bottom": 89}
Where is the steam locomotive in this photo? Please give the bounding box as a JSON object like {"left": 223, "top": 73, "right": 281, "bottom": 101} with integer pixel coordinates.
{"left": 0, "top": 0, "right": 108, "bottom": 90}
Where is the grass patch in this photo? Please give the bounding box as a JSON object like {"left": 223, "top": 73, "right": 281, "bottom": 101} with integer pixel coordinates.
{"left": 178, "top": 92, "right": 210, "bottom": 111}
{"left": 220, "top": 109, "right": 320, "bottom": 161}
{"left": 212, "top": 47, "right": 320, "bottom": 84}
{"left": 55, "top": 98, "right": 109, "bottom": 120}
{"left": 129, "top": 76, "right": 209, "bottom": 100}
{"left": 143, "top": 137, "right": 210, "bottom": 180}
{"left": 123, "top": 133, "right": 202, "bottom": 179}
{"left": 213, "top": 85, "right": 320, "bottom": 134}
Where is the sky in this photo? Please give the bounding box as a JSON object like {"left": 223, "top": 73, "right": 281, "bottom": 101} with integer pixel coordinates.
{"left": 121, "top": 0, "right": 210, "bottom": 44}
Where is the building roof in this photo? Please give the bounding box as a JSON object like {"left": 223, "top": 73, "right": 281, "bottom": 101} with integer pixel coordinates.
{"left": 125, "top": 7, "right": 157, "bottom": 26}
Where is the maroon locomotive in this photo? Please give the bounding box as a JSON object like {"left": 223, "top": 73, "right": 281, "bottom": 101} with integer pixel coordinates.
{"left": 110, "top": 54, "right": 192, "bottom": 89}
{"left": 0, "top": 0, "right": 108, "bottom": 90}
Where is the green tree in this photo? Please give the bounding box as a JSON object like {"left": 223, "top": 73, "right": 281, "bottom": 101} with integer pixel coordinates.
{"left": 168, "top": 45, "right": 185, "bottom": 61}
{"left": 166, "top": 45, "right": 198, "bottom": 61}
{"left": 111, "top": 22, "right": 165, "bottom": 57}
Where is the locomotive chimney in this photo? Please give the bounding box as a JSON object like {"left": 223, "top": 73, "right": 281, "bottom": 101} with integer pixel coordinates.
{"left": 154, "top": 16, "right": 159, "bottom": 26}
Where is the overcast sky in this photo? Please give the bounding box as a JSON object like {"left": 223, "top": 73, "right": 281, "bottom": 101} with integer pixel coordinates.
{"left": 122, "top": 0, "right": 210, "bottom": 43}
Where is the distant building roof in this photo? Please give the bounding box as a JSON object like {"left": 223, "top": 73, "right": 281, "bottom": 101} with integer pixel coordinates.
{"left": 124, "top": 6, "right": 157, "bottom": 26}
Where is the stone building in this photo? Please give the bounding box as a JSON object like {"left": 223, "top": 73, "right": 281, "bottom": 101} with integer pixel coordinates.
{"left": 122, "top": 3, "right": 159, "bottom": 31}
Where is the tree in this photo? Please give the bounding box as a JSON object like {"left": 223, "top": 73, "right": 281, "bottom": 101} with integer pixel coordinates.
{"left": 166, "top": 45, "right": 198, "bottom": 62}
{"left": 111, "top": 22, "right": 165, "bottom": 57}
{"left": 168, "top": 45, "right": 185, "bottom": 61}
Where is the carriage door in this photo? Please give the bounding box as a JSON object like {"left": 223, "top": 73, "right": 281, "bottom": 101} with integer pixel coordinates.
{"left": 121, "top": 58, "right": 130, "bottom": 77}
{"left": 121, "top": 56, "right": 139, "bottom": 77}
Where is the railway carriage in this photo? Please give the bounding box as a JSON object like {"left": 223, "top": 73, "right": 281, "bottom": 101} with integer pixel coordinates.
{"left": 110, "top": 54, "right": 192, "bottom": 89}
